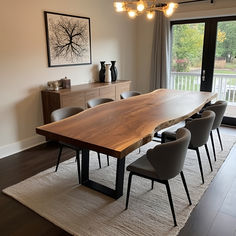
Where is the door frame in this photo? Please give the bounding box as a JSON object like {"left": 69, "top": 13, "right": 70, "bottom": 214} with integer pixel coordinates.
{"left": 171, "top": 15, "right": 236, "bottom": 126}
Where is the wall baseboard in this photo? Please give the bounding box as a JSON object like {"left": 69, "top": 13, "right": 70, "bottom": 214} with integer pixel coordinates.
{"left": 0, "top": 135, "right": 46, "bottom": 159}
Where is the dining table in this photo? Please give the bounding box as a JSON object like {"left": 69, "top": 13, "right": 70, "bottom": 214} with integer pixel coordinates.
{"left": 36, "top": 89, "right": 217, "bottom": 199}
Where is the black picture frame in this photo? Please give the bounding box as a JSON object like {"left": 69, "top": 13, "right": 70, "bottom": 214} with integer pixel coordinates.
{"left": 44, "top": 11, "right": 92, "bottom": 67}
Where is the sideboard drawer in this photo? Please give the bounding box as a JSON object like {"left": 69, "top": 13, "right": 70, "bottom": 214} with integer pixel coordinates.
{"left": 61, "top": 92, "right": 85, "bottom": 109}
{"left": 85, "top": 89, "right": 99, "bottom": 107}
{"left": 99, "top": 86, "right": 116, "bottom": 100}
{"left": 115, "top": 83, "right": 131, "bottom": 100}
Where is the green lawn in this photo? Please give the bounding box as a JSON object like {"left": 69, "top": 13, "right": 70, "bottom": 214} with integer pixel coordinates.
{"left": 224, "top": 63, "right": 236, "bottom": 70}
{"left": 214, "top": 69, "right": 236, "bottom": 74}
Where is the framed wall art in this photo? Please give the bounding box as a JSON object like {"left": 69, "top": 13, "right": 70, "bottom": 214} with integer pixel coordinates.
{"left": 44, "top": 11, "right": 92, "bottom": 67}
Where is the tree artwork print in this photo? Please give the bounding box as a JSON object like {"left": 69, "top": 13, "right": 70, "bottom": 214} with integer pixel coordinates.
{"left": 45, "top": 12, "right": 91, "bottom": 67}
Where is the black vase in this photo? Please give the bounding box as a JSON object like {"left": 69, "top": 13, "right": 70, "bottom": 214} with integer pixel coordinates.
{"left": 110, "top": 61, "right": 118, "bottom": 82}
{"left": 99, "top": 61, "right": 106, "bottom": 82}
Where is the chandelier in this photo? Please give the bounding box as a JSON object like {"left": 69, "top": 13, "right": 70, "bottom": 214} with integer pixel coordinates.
{"left": 114, "top": 1, "right": 178, "bottom": 19}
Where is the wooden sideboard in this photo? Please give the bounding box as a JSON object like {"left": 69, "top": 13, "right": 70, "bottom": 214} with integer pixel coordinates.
{"left": 41, "top": 80, "right": 131, "bottom": 124}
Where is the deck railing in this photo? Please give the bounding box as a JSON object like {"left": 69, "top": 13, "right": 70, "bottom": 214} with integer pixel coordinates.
{"left": 171, "top": 72, "right": 236, "bottom": 104}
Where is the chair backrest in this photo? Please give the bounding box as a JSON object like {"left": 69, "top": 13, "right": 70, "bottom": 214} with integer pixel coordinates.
{"left": 205, "top": 100, "right": 227, "bottom": 130}
{"left": 120, "top": 91, "right": 141, "bottom": 99}
{"left": 185, "top": 110, "right": 215, "bottom": 148}
{"left": 147, "top": 128, "right": 191, "bottom": 180}
{"left": 51, "top": 107, "right": 84, "bottom": 122}
{"left": 87, "top": 98, "right": 114, "bottom": 108}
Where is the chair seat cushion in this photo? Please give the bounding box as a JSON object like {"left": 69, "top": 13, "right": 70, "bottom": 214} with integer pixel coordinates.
{"left": 127, "top": 155, "right": 158, "bottom": 179}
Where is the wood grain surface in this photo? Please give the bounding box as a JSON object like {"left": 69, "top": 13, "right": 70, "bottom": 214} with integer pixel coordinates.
{"left": 36, "top": 89, "right": 216, "bottom": 158}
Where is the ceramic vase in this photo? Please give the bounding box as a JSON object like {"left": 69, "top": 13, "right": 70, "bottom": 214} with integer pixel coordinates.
{"left": 110, "top": 61, "right": 118, "bottom": 82}
{"left": 105, "top": 63, "right": 111, "bottom": 83}
{"left": 99, "top": 61, "right": 106, "bottom": 82}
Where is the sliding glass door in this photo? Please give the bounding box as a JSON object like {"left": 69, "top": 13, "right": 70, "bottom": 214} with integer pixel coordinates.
{"left": 171, "top": 22, "right": 205, "bottom": 91}
{"left": 213, "top": 20, "right": 236, "bottom": 124}
{"left": 171, "top": 16, "right": 236, "bottom": 126}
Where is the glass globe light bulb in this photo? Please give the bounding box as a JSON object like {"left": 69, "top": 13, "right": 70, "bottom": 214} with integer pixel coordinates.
{"left": 137, "top": 2, "right": 145, "bottom": 12}
{"left": 169, "top": 2, "right": 178, "bottom": 9}
{"left": 128, "top": 10, "right": 137, "bottom": 18}
{"left": 114, "top": 2, "right": 125, "bottom": 12}
{"left": 147, "top": 11, "right": 155, "bottom": 20}
{"left": 164, "top": 7, "right": 174, "bottom": 17}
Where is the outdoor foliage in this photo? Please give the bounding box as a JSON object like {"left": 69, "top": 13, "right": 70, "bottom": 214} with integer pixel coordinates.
{"left": 216, "top": 21, "right": 236, "bottom": 63}
{"left": 172, "top": 23, "right": 204, "bottom": 72}
{"left": 172, "top": 21, "right": 236, "bottom": 72}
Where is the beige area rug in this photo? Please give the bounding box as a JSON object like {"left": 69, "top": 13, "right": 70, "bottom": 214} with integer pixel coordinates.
{"left": 3, "top": 134, "right": 236, "bottom": 236}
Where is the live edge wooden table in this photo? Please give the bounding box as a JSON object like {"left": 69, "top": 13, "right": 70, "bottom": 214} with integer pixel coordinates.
{"left": 36, "top": 89, "right": 216, "bottom": 199}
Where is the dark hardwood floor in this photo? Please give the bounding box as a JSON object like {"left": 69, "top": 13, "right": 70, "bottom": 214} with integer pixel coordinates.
{"left": 179, "top": 126, "right": 236, "bottom": 236}
{"left": 0, "top": 126, "right": 235, "bottom": 236}
{"left": 0, "top": 142, "right": 72, "bottom": 236}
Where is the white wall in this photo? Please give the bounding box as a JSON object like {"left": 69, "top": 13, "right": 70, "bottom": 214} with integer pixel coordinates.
{"left": 136, "top": 0, "right": 236, "bottom": 93}
{"left": 0, "top": 0, "right": 137, "bottom": 158}
{"left": 136, "top": 16, "right": 155, "bottom": 93}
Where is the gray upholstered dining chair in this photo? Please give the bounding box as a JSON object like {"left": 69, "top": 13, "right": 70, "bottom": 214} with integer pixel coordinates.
{"left": 204, "top": 101, "right": 227, "bottom": 161}
{"left": 162, "top": 110, "right": 215, "bottom": 184}
{"left": 120, "top": 91, "right": 141, "bottom": 100}
{"left": 51, "top": 107, "right": 84, "bottom": 123}
{"left": 87, "top": 97, "right": 114, "bottom": 167}
{"left": 87, "top": 98, "right": 114, "bottom": 108}
{"left": 125, "top": 128, "right": 191, "bottom": 226}
{"left": 51, "top": 107, "right": 84, "bottom": 182}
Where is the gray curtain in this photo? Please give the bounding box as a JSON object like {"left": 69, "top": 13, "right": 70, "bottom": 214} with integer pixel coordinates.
{"left": 150, "top": 11, "right": 171, "bottom": 90}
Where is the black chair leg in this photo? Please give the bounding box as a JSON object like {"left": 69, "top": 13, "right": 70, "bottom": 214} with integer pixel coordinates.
{"left": 75, "top": 150, "right": 80, "bottom": 162}
{"left": 138, "top": 147, "right": 141, "bottom": 154}
{"left": 151, "top": 180, "right": 154, "bottom": 190}
{"left": 97, "top": 152, "right": 101, "bottom": 168}
{"left": 107, "top": 155, "right": 110, "bottom": 166}
{"left": 76, "top": 150, "right": 81, "bottom": 184}
{"left": 165, "top": 180, "right": 177, "bottom": 226}
{"left": 161, "top": 134, "right": 166, "bottom": 144}
{"left": 55, "top": 144, "right": 63, "bottom": 172}
{"left": 210, "top": 131, "right": 216, "bottom": 161}
{"left": 217, "top": 128, "right": 223, "bottom": 151}
{"left": 205, "top": 144, "right": 213, "bottom": 172}
{"left": 125, "top": 172, "right": 133, "bottom": 210}
{"left": 196, "top": 148, "right": 204, "bottom": 184}
{"left": 180, "top": 171, "right": 192, "bottom": 205}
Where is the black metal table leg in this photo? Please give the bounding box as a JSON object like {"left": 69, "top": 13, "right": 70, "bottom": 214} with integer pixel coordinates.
{"left": 81, "top": 148, "right": 90, "bottom": 184}
{"left": 81, "top": 148, "right": 126, "bottom": 199}
{"left": 114, "top": 157, "right": 126, "bottom": 198}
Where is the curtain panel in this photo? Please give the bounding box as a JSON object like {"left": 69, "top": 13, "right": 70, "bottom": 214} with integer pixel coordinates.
{"left": 150, "top": 12, "right": 171, "bottom": 90}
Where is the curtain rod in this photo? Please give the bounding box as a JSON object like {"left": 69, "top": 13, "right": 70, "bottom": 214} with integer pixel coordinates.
{"left": 178, "top": 0, "right": 214, "bottom": 5}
